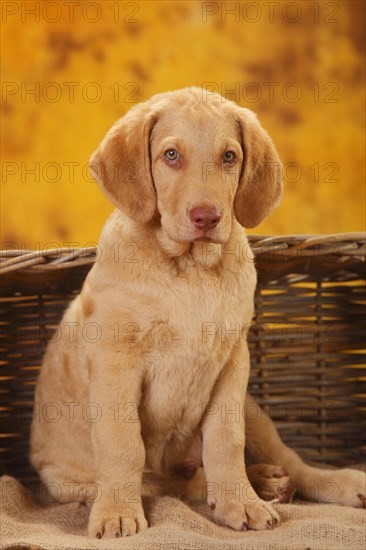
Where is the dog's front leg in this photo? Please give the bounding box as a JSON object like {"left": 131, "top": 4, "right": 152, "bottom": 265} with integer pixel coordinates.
{"left": 201, "top": 342, "right": 279, "bottom": 531}
{"left": 87, "top": 354, "right": 147, "bottom": 539}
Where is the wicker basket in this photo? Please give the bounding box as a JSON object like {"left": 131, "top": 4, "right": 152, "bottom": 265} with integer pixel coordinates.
{"left": 1, "top": 233, "right": 365, "bottom": 484}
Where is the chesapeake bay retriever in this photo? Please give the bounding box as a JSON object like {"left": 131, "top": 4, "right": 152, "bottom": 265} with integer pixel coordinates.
{"left": 30, "top": 87, "right": 366, "bottom": 539}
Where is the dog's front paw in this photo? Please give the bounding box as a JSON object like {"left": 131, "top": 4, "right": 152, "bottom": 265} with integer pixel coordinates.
{"left": 209, "top": 495, "right": 279, "bottom": 531}
{"left": 88, "top": 499, "right": 148, "bottom": 538}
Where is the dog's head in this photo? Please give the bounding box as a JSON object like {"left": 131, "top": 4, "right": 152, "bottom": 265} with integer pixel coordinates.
{"left": 90, "top": 87, "right": 283, "bottom": 244}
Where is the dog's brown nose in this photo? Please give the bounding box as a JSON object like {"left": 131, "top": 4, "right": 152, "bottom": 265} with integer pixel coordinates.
{"left": 189, "top": 205, "right": 222, "bottom": 230}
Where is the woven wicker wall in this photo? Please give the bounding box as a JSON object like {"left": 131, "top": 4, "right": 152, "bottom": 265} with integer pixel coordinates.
{"left": 1, "top": 234, "right": 365, "bottom": 482}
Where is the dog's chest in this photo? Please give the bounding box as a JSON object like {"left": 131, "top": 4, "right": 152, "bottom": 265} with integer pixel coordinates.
{"left": 140, "top": 263, "right": 254, "bottom": 446}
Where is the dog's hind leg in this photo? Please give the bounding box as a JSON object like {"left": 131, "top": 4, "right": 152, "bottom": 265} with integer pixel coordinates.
{"left": 244, "top": 393, "right": 366, "bottom": 508}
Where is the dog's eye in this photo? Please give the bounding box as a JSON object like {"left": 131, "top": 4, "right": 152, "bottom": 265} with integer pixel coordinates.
{"left": 164, "top": 149, "right": 179, "bottom": 161}
{"left": 223, "top": 151, "right": 235, "bottom": 163}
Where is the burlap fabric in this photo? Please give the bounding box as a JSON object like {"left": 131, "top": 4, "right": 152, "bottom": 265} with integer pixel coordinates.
{"left": 1, "top": 475, "right": 365, "bottom": 550}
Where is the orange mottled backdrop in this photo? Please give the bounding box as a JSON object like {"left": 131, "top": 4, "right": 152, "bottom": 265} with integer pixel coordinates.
{"left": 1, "top": 0, "right": 365, "bottom": 248}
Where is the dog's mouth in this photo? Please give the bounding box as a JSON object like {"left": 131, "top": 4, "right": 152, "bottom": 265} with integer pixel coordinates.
{"left": 160, "top": 220, "right": 228, "bottom": 246}
{"left": 192, "top": 232, "right": 222, "bottom": 243}
{"left": 193, "top": 236, "right": 213, "bottom": 242}
{"left": 190, "top": 228, "right": 226, "bottom": 244}
{"left": 165, "top": 232, "right": 223, "bottom": 246}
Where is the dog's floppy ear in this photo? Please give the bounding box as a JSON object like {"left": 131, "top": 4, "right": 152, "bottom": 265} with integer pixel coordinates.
{"left": 234, "top": 108, "right": 283, "bottom": 228}
{"left": 90, "top": 102, "right": 158, "bottom": 223}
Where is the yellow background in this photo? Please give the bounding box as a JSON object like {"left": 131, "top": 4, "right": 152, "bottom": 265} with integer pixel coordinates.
{"left": 1, "top": 0, "right": 365, "bottom": 249}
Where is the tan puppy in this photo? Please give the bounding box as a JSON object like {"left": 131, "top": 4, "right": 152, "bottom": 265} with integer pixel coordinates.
{"left": 30, "top": 88, "right": 366, "bottom": 539}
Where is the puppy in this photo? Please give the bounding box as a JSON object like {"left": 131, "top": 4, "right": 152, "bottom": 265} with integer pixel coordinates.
{"left": 30, "top": 87, "right": 366, "bottom": 539}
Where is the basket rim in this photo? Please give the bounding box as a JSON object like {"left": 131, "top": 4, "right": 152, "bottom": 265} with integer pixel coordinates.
{"left": 0, "top": 232, "right": 365, "bottom": 276}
